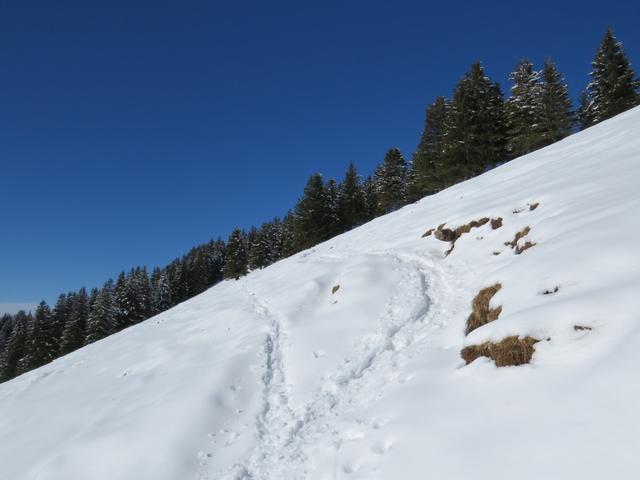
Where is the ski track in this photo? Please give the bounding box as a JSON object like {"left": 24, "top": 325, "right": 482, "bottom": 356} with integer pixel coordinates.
{"left": 215, "top": 248, "right": 465, "bottom": 479}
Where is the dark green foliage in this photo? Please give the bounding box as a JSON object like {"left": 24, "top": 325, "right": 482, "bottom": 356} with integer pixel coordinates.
{"left": 506, "top": 60, "right": 541, "bottom": 157}
{"left": 338, "top": 163, "right": 366, "bottom": 230}
{"left": 0, "top": 314, "right": 14, "bottom": 353}
{"left": 324, "top": 178, "right": 343, "bottom": 238}
{"left": 0, "top": 311, "right": 30, "bottom": 381}
{"left": 86, "top": 281, "right": 117, "bottom": 344}
{"left": 60, "top": 289, "right": 90, "bottom": 355}
{"left": 249, "top": 218, "right": 284, "bottom": 270}
{"left": 361, "top": 175, "right": 378, "bottom": 222}
{"left": 441, "top": 62, "right": 507, "bottom": 183}
{"left": 224, "top": 228, "right": 248, "bottom": 280}
{"left": 577, "top": 90, "right": 595, "bottom": 130}
{"left": 582, "top": 28, "right": 640, "bottom": 126}
{"left": 374, "top": 148, "right": 407, "bottom": 214}
{"left": 280, "top": 211, "right": 298, "bottom": 258}
{"left": 537, "top": 60, "right": 573, "bottom": 146}
{"left": 114, "top": 268, "right": 151, "bottom": 327}
{"left": 293, "top": 173, "right": 334, "bottom": 250}
{"left": 18, "top": 301, "right": 57, "bottom": 372}
{"left": 150, "top": 268, "right": 173, "bottom": 314}
{"left": 408, "top": 97, "right": 449, "bottom": 200}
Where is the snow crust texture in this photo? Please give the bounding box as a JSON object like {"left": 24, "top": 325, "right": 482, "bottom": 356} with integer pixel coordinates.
{"left": 2, "top": 108, "right": 640, "bottom": 479}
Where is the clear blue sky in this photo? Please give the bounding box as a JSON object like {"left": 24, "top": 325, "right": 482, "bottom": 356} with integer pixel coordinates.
{"left": 1, "top": 0, "right": 638, "bottom": 312}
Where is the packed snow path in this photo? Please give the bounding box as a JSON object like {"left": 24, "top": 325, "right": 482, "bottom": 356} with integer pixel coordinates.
{"left": 219, "top": 251, "right": 464, "bottom": 479}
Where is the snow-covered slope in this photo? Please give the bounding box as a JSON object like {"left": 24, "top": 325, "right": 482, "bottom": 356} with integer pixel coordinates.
{"left": 2, "top": 108, "right": 640, "bottom": 480}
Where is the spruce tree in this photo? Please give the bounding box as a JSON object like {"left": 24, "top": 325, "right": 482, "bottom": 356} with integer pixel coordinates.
{"left": 577, "top": 90, "right": 595, "bottom": 130}
{"left": 374, "top": 148, "right": 407, "bottom": 214}
{"left": 293, "top": 173, "right": 332, "bottom": 250}
{"left": 60, "top": 288, "right": 89, "bottom": 354}
{"left": 18, "top": 301, "right": 56, "bottom": 373}
{"left": 506, "top": 60, "right": 542, "bottom": 158}
{"left": 114, "top": 268, "right": 151, "bottom": 327}
{"left": 324, "top": 178, "right": 342, "bottom": 238}
{"left": 338, "top": 163, "right": 366, "bottom": 230}
{"left": 151, "top": 269, "right": 174, "bottom": 314}
{"left": 280, "top": 211, "right": 298, "bottom": 258}
{"left": 537, "top": 60, "right": 573, "bottom": 146}
{"left": 248, "top": 224, "right": 270, "bottom": 270}
{"left": 408, "top": 96, "right": 449, "bottom": 200}
{"left": 223, "top": 228, "right": 248, "bottom": 280}
{"left": 583, "top": 28, "right": 640, "bottom": 126}
{"left": 86, "top": 281, "right": 117, "bottom": 344}
{"left": 0, "top": 314, "right": 14, "bottom": 353}
{"left": 0, "top": 310, "right": 29, "bottom": 381}
{"left": 362, "top": 175, "right": 379, "bottom": 222}
{"left": 441, "top": 62, "right": 507, "bottom": 183}
{"left": 49, "top": 293, "right": 70, "bottom": 356}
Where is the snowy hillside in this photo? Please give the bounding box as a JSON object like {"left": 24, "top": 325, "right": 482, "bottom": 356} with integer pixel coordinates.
{"left": 2, "top": 107, "right": 640, "bottom": 480}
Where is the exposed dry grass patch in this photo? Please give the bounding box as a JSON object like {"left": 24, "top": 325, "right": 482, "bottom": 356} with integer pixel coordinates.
{"left": 529, "top": 202, "right": 540, "bottom": 211}
{"left": 515, "top": 240, "right": 536, "bottom": 254}
{"left": 505, "top": 226, "right": 531, "bottom": 248}
{"left": 432, "top": 217, "right": 490, "bottom": 256}
{"left": 466, "top": 283, "right": 502, "bottom": 335}
{"left": 574, "top": 325, "right": 593, "bottom": 331}
{"left": 331, "top": 285, "right": 340, "bottom": 294}
{"left": 490, "top": 217, "right": 503, "bottom": 230}
{"left": 504, "top": 226, "right": 536, "bottom": 254}
{"left": 542, "top": 286, "right": 559, "bottom": 295}
{"left": 461, "top": 336, "right": 539, "bottom": 366}
{"left": 422, "top": 228, "right": 434, "bottom": 238}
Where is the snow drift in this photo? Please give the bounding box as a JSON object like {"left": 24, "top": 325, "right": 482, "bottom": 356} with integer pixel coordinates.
{"left": 2, "top": 107, "right": 640, "bottom": 480}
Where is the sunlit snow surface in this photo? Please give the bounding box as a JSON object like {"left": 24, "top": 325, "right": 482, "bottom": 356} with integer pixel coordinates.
{"left": 2, "top": 108, "right": 640, "bottom": 479}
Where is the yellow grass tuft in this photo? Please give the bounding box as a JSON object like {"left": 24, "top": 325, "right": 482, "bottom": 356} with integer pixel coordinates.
{"left": 461, "top": 336, "right": 539, "bottom": 367}
{"left": 465, "top": 284, "right": 502, "bottom": 335}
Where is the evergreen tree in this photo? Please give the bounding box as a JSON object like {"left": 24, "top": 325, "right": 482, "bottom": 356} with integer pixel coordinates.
{"left": 583, "top": 28, "right": 640, "bottom": 126}
{"left": 245, "top": 227, "right": 260, "bottom": 270}
{"left": 280, "top": 211, "right": 298, "bottom": 258}
{"left": 48, "top": 293, "right": 70, "bottom": 357}
{"left": 408, "top": 96, "right": 449, "bottom": 200}
{"left": 506, "top": 60, "right": 542, "bottom": 158}
{"left": 86, "top": 281, "right": 117, "bottom": 344}
{"left": 537, "top": 60, "right": 573, "bottom": 146}
{"left": 113, "top": 272, "right": 129, "bottom": 327}
{"left": 248, "top": 224, "right": 269, "bottom": 270}
{"left": 0, "top": 314, "right": 14, "bottom": 353}
{"left": 0, "top": 311, "right": 30, "bottom": 381}
{"left": 374, "top": 148, "right": 407, "bottom": 214}
{"left": 60, "top": 288, "right": 89, "bottom": 354}
{"left": 151, "top": 268, "right": 174, "bottom": 314}
{"left": 249, "top": 220, "right": 285, "bottom": 270}
{"left": 324, "top": 178, "right": 342, "bottom": 238}
{"left": 362, "top": 175, "right": 379, "bottom": 222}
{"left": 114, "top": 268, "right": 151, "bottom": 327}
{"left": 338, "top": 163, "right": 366, "bottom": 230}
{"left": 441, "top": 62, "right": 507, "bottom": 183}
{"left": 577, "top": 90, "right": 595, "bottom": 130}
{"left": 223, "top": 228, "right": 248, "bottom": 280}
{"left": 18, "top": 301, "right": 56, "bottom": 372}
{"left": 293, "top": 173, "right": 332, "bottom": 250}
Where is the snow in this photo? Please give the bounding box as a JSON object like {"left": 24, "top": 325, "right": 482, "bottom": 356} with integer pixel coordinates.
{"left": 2, "top": 107, "right": 640, "bottom": 479}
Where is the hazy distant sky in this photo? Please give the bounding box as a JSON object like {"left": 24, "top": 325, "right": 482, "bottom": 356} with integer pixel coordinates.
{"left": 1, "top": 0, "right": 638, "bottom": 306}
